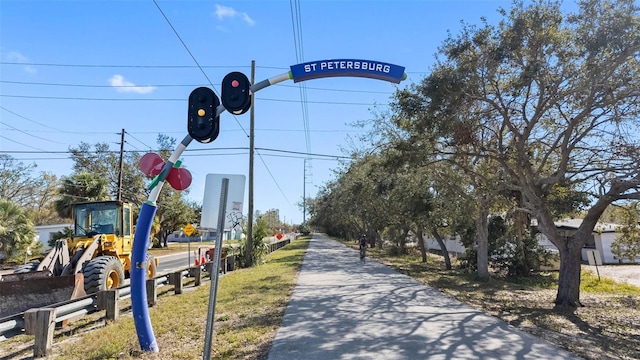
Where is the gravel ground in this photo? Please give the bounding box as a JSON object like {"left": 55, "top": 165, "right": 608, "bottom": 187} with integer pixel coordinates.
{"left": 583, "top": 264, "right": 640, "bottom": 287}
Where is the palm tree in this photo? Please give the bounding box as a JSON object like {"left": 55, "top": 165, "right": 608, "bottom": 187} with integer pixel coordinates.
{"left": 0, "top": 199, "right": 37, "bottom": 263}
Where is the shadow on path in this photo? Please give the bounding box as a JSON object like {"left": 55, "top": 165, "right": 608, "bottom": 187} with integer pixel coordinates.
{"left": 267, "top": 234, "right": 582, "bottom": 360}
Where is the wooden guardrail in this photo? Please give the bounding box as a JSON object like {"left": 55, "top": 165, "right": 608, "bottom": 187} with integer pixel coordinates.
{"left": 14, "top": 266, "right": 206, "bottom": 357}
{"left": 0, "top": 238, "right": 293, "bottom": 358}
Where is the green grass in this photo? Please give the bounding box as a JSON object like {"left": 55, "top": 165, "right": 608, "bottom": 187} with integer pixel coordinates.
{"left": 50, "top": 237, "right": 310, "bottom": 359}
{"left": 341, "top": 238, "right": 640, "bottom": 295}
{"left": 580, "top": 269, "right": 640, "bottom": 295}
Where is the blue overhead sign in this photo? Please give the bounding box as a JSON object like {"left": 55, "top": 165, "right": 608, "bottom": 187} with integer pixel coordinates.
{"left": 290, "top": 59, "right": 406, "bottom": 84}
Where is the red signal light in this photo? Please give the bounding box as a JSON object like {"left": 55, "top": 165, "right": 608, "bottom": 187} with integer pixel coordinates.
{"left": 221, "top": 72, "right": 252, "bottom": 115}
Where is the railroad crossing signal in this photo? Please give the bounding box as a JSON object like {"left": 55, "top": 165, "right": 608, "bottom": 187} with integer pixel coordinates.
{"left": 221, "top": 72, "right": 252, "bottom": 115}
{"left": 188, "top": 87, "right": 220, "bottom": 143}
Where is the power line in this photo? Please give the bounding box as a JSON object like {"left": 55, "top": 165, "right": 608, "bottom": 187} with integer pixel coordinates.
{"left": 9, "top": 153, "right": 345, "bottom": 162}
{"left": 152, "top": 0, "right": 249, "bottom": 138}
{"left": 0, "top": 135, "right": 54, "bottom": 153}
{"left": 0, "top": 94, "right": 382, "bottom": 106}
{"left": 0, "top": 121, "right": 67, "bottom": 145}
{"left": 1, "top": 146, "right": 347, "bottom": 159}
{"left": 0, "top": 127, "right": 365, "bottom": 135}
{"left": 124, "top": 140, "right": 144, "bottom": 152}
{"left": 290, "top": 0, "right": 312, "bottom": 162}
{"left": 1, "top": 79, "right": 395, "bottom": 95}
{"left": 0, "top": 106, "right": 67, "bottom": 132}
{"left": 255, "top": 149, "right": 291, "bottom": 205}
{"left": 0, "top": 80, "right": 204, "bottom": 88}
{"left": 255, "top": 147, "right": 350, "bottom": 159}
{"left": 124, "top": 130, "right": 154, "bottom": 150}
{"left": 2, "top": 61, "right": 426, "bottom": 75}
{"left": 0, "top": 61, "right": 286, "bottom": 70}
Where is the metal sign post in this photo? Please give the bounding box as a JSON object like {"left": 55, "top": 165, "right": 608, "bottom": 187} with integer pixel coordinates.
{"left": 131, "top": 59, "right": 406, "bottom": 353}
{"left": 184, "top": 223, "right": 195, "bottom": 268}
{"left": 203, "top": 178, "right": 229, "bottom": 360}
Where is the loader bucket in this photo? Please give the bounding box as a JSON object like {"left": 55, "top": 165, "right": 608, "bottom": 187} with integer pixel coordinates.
{"left": 0, "top": 273, "right": 87, "bottom": 318}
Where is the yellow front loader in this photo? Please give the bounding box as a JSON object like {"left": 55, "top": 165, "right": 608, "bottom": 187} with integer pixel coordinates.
{"left": 0, "top": 201, "right": 158, "bottom": 318}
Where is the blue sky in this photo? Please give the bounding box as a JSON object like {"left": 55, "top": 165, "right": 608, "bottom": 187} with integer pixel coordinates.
{"left": 1, "top": 0, "right": 560, "bottom": 225}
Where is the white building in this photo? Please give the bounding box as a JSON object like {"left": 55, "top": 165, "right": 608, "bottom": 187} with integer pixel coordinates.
{"left": 423, "top": 235, "right": 466, "bottom": 256}
{"left": 539, "top": 219, "right": 638, "bottom": 264}
{"left": 34, "top": 224, "right": 71, "bottom": 250}
{"left": 421, "top": 218, "right": 637, "bottom": 265}
{"left": 168, "top": 227, "right": 243, "bottom": 243}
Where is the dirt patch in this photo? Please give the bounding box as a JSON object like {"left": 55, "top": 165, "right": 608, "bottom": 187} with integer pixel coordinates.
{"left": 368, "top": 248, "right": 640, "bottom": 360}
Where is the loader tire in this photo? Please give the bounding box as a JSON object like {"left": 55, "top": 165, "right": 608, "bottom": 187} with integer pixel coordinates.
{"left": 83, "top": 256, "right": 125, "bottom": 294}
{"left": 13, "top": 262, "right": 39, "bottom": 274}
{"left": 146, "top": 254, "right": 157, "bottom": 279}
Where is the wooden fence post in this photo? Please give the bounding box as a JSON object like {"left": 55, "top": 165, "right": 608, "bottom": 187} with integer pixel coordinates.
{"left": 192, "top": 266, "right": 202, "bottom": 286}
{"left": 97, "top": 289, "right": 119, "bottom": 321}
{"left": 146, "top": 278, "right": 157, "bottom": 306}
{"left": 23, "top": 308, "right": 37, "bottom": 335}
{"left": 172, "top": 271, "right": 183, "bottom": 294}
{"left": 32, "top": 308, "right": 55, "bottom": 358}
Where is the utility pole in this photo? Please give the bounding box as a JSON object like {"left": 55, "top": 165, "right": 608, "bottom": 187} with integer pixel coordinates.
{"left": 246, "top": 61, "right": 256, "bottom": 267}
{"left": 303, "top": 159, "right": 306, "bottom": 224}
{"left": 117, "top": 129, "right": 125, "bottom": 202}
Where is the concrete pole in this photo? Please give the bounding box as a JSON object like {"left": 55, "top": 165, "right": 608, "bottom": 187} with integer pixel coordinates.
{"left": 246, "top": 60, "right": 256, "bottom": 267}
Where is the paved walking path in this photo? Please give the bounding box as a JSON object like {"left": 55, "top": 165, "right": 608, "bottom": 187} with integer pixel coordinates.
{"left": 268, "top": 234, "right": 581, "bottom": 360}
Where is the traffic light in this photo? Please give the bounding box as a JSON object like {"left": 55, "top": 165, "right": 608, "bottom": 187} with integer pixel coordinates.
{"left": 221, "top": 72, "right": 252, "bottom": 115}
{"left": 187, "top": 87, "right": 220, "bottom": 143}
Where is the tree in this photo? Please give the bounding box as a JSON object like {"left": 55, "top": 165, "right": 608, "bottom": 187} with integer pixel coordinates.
{"left": 151, "top": 134, "right": 199, "bottom": 247}
{"left": 0, "top": 199, "right": 38, "bottom": 263}
{"left": 0, "top": 155, "right": 64, "bottom": 225}
{"left": 395, "top": 0, "right": 640, "bottom": 306}
{"left": 68, "top": 141, "right": 146, "bottom": 205}
{"left": 0, "top": 154, "right": 41, "bottom": 206}
{"left": 237, "top": 216, "right": 270, "bottom": 267}
{"left": 309, "top": 155, "right": 389, "bottom": 244}
{"left": 54, "top": 172, "right": 109, "bottom": 218}
{"left": 49, "top": 227, "right": 74, "bottom": 248}
{"left": 155, "top": 190, "right": 197, "bottom": 247}
{"left": 421, "top": 165, "right": 477, "bottom": 270}
{"left": 611, "top": 202, "right": 640, "bottom": 263}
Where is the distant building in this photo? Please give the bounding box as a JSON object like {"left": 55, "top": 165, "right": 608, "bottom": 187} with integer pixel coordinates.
{"left": 421, "top": 218, "right": 637, "bottom": 265}
{"left": 168, "top": 226, "right": 243, "bottom": 242}
{"left": 422, "top": 235, "right": 466, "bottom": 256}
{"left": 537, "top": 219, "right": 637, "bottom": 264}
{"left": 34, "top": 224, "right": 71, "bottom": 250}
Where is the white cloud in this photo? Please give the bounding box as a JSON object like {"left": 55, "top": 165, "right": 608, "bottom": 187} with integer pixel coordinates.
{"left": 5, "top": 51, "right": 37, "bottom": 74}
{"left": 108, "top": 75, "right": 156, "bottom": 94}
{"left": 242, "top": 13, "right": 255, "bottom": 26}
{"left": 215, "top": 4, "right": 236, "bottom": 19}
{"left": 214, "top": 4, "right": 255, "bottom": 26}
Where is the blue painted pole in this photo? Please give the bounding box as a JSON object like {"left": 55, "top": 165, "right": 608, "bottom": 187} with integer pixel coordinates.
{"left": 131, "top": 135, "right": 192, "bottom": 352}
{"left": 131, "top": 201, "right": 159, "bottom": 352}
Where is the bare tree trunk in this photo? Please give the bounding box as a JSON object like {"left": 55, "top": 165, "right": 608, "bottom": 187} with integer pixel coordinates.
{"left": 400, "top": 229, "right": 409, "bottom": 255}
{"left": 513, "top": 191, "right": 529, "bottom": 275}
{"left": 555, "top": 243, "right": 583, "bottom": 307}
{"left": 430, "top": 226, "right": 452, "bottom": 270}
{"left": 476, "top": 206, "right": 490, "bottom": 281}
{"left": 416, "top": 229, "right": 428, "bottom": 263}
